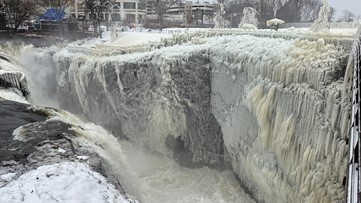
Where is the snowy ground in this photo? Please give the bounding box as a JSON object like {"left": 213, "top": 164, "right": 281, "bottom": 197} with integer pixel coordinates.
{"left": 108, "top": 32, "right": 172, "bottom": 47}
{"left": 72, "top": 30, "right": 171, "bottom": 48}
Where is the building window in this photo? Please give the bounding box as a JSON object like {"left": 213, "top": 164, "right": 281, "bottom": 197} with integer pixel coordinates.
{"left": 126, "top": 14, "right": 136, "bottom": 23}
{"left": 124, "top": 2, "right": 136, "bottom": 9}
{"left": 138, "top": 3, "right": 146, "bottom": 10}
{"left": 111, "top": 13, "right": 121, "bottom": 21}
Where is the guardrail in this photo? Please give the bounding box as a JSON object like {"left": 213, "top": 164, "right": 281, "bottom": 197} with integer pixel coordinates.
{"left": 280, "top": 22, "right": 361, "bottom": 29}
{"left": 346, "top": 30, "right": 361, "bottom": 203}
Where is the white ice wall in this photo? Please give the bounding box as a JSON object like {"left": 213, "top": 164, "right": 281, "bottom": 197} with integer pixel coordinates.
{"left": 210, "top": 36, "right": 349, "bottom": 202}
{"left": 51, "top": 34, "right": 350, "bottom": 202}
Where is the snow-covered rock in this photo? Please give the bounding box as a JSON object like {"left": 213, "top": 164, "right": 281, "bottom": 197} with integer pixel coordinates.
{"left": 0, "top": 53, "right": 30, "bottom": 100}
{"left": 0, "top": 162, "right": 136, "bottom": 203}
{"left": 0, "top": 97, "right": 138, "bottom": 202}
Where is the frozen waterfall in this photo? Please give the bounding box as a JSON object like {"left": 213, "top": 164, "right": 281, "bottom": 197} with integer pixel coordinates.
{"left": 6, "top": 29, "right": 356, "bottom": 203}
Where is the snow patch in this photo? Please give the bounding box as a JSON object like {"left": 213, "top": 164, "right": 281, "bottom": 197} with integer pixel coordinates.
{"left": 0, "top": 173, "right": 17, "bottom": 182}
{"left": 76, "top": 155, "right": 89, "bottom": 160}
{"left": 57, "top": 148, "right": 66, "bottom": 154}
{"left": 0, "top": 162, "right": 135, "bottom": 203}
{"left": 0, "top": 88, "right": 29, "bottom": 104}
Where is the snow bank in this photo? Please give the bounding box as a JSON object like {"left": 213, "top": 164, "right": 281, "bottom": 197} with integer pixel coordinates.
{"left": 0, "top": 162, "right": 135, "bottom": 203}
{"left": 70, "top": 31, "right": 171, "bottom": 49}
{"left": 108, "top": 32, "right": 171, "bottom": 47}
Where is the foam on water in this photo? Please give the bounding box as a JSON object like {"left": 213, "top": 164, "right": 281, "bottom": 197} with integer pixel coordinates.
{"left": 120, "top": 141, "right": 255, "bottom": 203}
{"left": 43, "top": 109, "right": 254, "bottom": 203}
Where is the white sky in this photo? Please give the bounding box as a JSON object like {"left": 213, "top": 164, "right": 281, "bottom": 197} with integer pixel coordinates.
{"left": 329, "top": 0, "right": 361, "bottom": 19}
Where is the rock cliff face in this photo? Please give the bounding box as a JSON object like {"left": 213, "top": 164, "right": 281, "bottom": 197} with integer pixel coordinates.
{"left": 52, "top": 34, "right": 350, "bottom": 202}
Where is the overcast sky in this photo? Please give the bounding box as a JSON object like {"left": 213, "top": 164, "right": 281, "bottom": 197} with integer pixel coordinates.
{"left": 329, "top": 0, "right": 361, "bottom": 19}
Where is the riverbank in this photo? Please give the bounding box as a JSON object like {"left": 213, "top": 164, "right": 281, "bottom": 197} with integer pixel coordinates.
{"left": 0, "top": 31, "right": 97, "bottom": 47}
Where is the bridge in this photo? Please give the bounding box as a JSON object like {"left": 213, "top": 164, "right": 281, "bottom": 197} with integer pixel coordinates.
{"left": 346, "top": 30, "right": 361, "bottom": 203}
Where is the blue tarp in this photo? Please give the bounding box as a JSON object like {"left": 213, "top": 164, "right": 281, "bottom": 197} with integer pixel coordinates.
{"left": 41, "top": 8, "right": 65, "bottom": 21}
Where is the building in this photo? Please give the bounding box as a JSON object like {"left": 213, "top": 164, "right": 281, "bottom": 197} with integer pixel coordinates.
{"left": 145, "top": 0, "right": 217, "bottom": 27}
{"left": 166, "top": 1, "right": 217, "bottom": 25}
{"left": 70, "top": 0, "right": 146, "bottom": 24}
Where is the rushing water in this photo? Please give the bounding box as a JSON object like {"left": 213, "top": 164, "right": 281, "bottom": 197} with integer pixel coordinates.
{"left": 41, "top": 106, "right": 255, "bottom": 203}
{"left": 120, "top": 141, "right": 255, "bottom": 203}
{"left": 32, "top": 106, "right": 256, "bottom": 203}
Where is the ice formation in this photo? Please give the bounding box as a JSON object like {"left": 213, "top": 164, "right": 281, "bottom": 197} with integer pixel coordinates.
{"left": 239, "top": 7, "right": 259, "bottom": 29}
{"left": 213, "top": 3, "right": 230, "bottom": 29}
{"left": 310, "top": 0, "right": 330, "bottom": 33}
{"left": 38, "top": 30, "right": 352, "bottom": 203}
{"left": 0, "top": 53, "right": 30, "bottom": 99}
{"left": 266, "top": 18, "right": 285, "bottom": 27}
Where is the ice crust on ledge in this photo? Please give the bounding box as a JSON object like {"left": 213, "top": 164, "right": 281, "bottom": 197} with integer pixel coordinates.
{"left": 0, "top": 67, "right": 30, "bottom": 100}
{"left": 46, "top": 33, "right": 349, "bottom": 202}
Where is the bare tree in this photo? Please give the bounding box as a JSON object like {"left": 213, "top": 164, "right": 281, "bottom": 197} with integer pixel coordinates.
{"left": 37, "top": 0, "right": 71, "bottom": 21}
{"left": 0, "top": 2, "right": 6, "bottom": 29}
{"left": 339, "top": 9, "right": 355, "bottom": 22}
{"left": 300, "top": 0, "right": 322, "bottom": 22}
{"left": 146, "top": 0, "right": 181, "bottom": 29}
{"left": 225, "top": 0, "right": 323, "bottom": 26}
{"left": 328, "top": 6, "right": 335, "bottom": 21}
{"left": 213, "top": 3, "right": 230, "bottom": 28}
{"left": 83, "top": 0, "right": 111, "bottom": 34}
{"left": 357, "top": 15, "right": 361, "bottom": 22}
{"left": 2, "top": 0, "right": 35, "bottom": 33}
{"left": 184, "top": 3, "right": 194, "bottom": 27}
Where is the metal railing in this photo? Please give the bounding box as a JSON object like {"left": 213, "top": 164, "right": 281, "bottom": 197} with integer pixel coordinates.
{"left": 346, "top": 30, "right": 361, "bottom": 203}
{"left": 280, "top": 22, "right": 361, "bottom": 29}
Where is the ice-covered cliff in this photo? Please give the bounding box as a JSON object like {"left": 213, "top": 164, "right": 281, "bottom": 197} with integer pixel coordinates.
{"left": 0, "top": 54, "right": 138, "bottom": 203}
{"left": 37, "top": 31, "right": 351, "bottom": 202}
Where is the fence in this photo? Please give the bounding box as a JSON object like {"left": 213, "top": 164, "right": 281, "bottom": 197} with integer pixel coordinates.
{"left": 280, "top": 22, "right": 361, "bottom": 29}
{"left": 346, "top": 31, "right": 361, "bottom": 203}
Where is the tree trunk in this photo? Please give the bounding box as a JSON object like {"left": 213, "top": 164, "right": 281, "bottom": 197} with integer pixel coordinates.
{"left": 158, "top": 14, "right": 163, "bottom": 30}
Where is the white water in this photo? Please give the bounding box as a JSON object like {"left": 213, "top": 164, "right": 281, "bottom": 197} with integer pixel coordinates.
{"left": 121, "top": 141, "right": 255, "bottom": 203}
{"left": 44, "top": 109, "right": 255, "bottom": 203}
